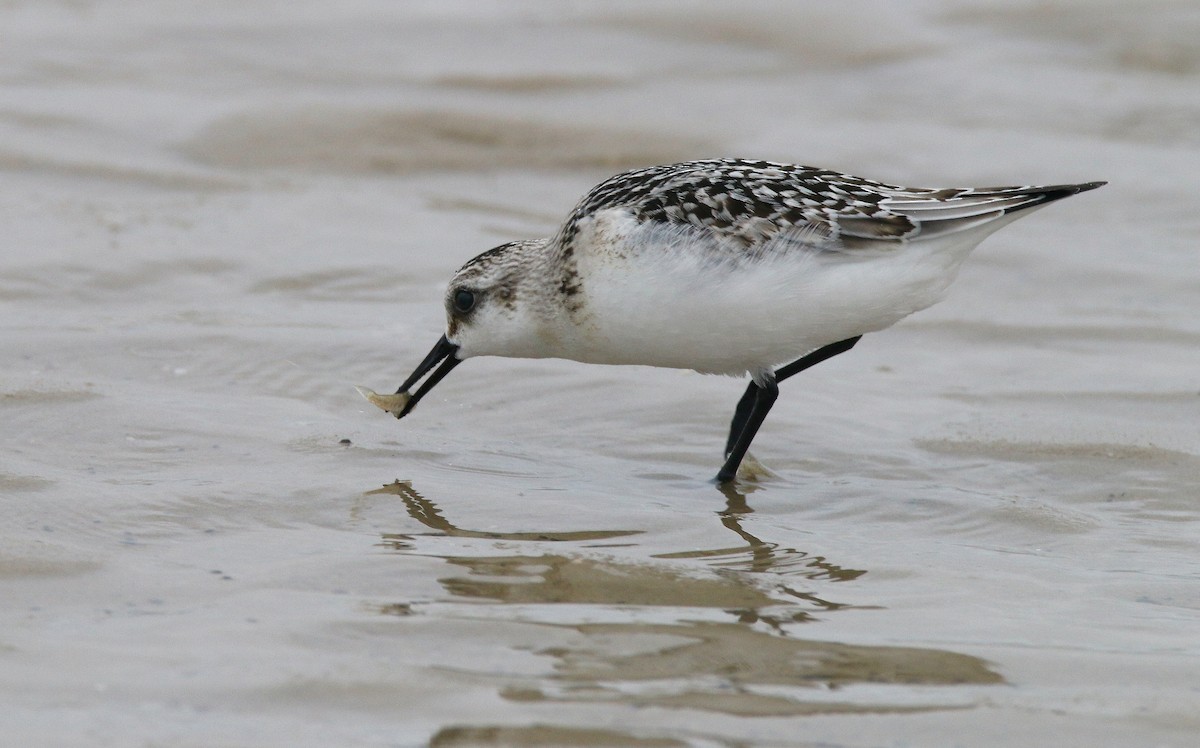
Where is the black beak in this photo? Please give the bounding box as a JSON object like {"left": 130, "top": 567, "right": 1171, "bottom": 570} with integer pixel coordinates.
{"left": 394, "top": 335, "right": 461, "bottom": 419}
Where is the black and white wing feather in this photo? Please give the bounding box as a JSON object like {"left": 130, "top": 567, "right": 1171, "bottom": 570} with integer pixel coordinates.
{"left": 557, "top": 158, "right": 1104, "bottom": 251}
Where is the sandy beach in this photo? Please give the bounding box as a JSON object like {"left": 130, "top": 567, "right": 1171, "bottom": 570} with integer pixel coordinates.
{"left": 2, "top": 2, "right": 1199, "bottom": 745}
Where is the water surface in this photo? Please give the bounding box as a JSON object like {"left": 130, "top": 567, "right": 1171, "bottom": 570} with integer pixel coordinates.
{"left": 2, "top": 2, "right": 1198, "bottom": 746}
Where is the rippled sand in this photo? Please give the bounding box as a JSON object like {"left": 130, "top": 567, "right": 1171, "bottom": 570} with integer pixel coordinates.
{"left": 2, "top": 2, "right": 1199, "bottom": 746}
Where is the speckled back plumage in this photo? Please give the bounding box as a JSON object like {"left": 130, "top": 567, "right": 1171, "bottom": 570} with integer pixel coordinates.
{"left": 555, "top": 158, "right": 1097, "bottom": 252}
{"left": 557, "top": 159, "right": 893, "bottom": 250}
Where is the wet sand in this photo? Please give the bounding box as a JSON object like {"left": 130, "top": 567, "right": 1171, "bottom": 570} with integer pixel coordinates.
{"left": 2, "top": 2, "right": 1199, "bottom": 746}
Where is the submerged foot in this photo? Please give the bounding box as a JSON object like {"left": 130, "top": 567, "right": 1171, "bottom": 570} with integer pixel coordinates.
{"left": 715, "top": 452, "right": 776, "bottom": 484}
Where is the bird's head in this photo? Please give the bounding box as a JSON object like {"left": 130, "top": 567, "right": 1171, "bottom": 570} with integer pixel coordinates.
{"left": 388, "top": 239, "right": 555, "bottom": 419}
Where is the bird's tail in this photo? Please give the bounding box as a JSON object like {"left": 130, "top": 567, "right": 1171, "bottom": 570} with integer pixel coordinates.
{"left": 878, "top": 180, "right": 1106, "bottom": 240}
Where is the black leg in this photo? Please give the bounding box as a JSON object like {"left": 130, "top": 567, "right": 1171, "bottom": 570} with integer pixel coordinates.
{"left": 724, "top": 385, "right": 758, "bottom": 457}
{"left": 716, "top": 378, "right": 778, "bottom": 483}
{"left": 774, "top": 335, "right": 861, "bottom": 383}
{"left": 718, "top": 335, "right": 863, "bottom": 483}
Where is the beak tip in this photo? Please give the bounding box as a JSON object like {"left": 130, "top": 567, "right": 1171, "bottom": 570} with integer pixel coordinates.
{"left": 391, "top": 334, "right": 462, "bottom": 420}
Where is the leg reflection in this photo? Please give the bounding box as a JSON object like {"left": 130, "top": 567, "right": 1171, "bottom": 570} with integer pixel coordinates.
{"left": 659, "top": 483, "right": 866, "bottom": 583}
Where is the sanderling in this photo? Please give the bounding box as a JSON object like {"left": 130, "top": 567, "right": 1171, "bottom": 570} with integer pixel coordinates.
{"left": 363, "top": 159, "right": 1103, "bottom": 483}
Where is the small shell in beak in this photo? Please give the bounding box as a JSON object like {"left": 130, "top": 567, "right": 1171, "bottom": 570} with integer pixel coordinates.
{"left": 354, "top": 386, "right": 411, "bottom": 416}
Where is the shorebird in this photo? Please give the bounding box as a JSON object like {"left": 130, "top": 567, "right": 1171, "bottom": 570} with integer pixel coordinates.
{"left": 361, "top": 159, "right": 1103, "bottom": 482}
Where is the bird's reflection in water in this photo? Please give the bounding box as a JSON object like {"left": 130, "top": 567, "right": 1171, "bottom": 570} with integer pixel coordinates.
{"left": 368, "top": 479, "right": 865, "bottom": 626}
{"left": 366, "top": 479, "right": 1003, "bottom": 720}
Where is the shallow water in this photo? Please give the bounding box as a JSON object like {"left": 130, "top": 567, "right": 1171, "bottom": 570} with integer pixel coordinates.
{"left": 2, "top": 2, "right": 1199, "bottom": 746}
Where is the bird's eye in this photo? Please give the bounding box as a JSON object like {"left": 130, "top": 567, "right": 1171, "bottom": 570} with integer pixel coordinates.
{"left": 452, "top": 288, "right": 476, "bottom": 313}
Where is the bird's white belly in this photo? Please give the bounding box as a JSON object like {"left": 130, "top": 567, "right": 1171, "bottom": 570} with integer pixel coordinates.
{"left": 565, "top": 239, "right": 969, "bottom": 376}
